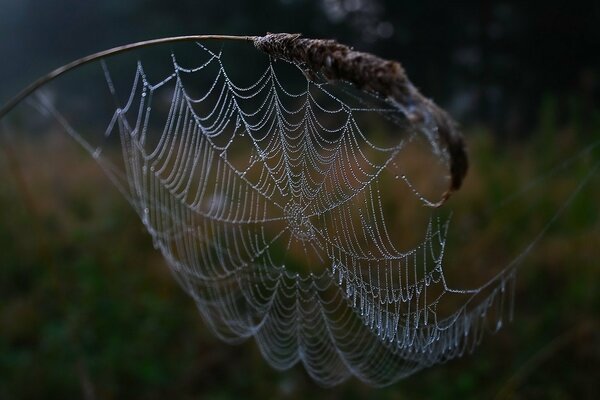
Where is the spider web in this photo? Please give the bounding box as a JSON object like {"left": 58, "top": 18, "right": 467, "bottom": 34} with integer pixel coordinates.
{"left": 7, "top": 40, "right": 556, "bottom": 387}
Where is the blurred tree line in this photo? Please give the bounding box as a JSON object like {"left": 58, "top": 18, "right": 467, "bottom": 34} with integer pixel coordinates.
{"left": 1, "top": 0, "right": 598, "bottom": 136}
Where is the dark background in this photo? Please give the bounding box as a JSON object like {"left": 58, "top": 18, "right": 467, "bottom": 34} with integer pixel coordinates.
{"left": 1, "top": 0, "right": 599, "bottom": 136}
{"left": 0, "top": 1, "right": 598, "bottom": 399}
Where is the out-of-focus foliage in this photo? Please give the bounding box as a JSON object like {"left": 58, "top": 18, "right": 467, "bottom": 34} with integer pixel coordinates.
{"left": 0, "top": 0, "right": 599, "bottom": 398}
{"left": 0, "top": 105, "right": 597, "bottom": 398}
{"left": 0, "top": 0, "right": 599, "bottom": 136}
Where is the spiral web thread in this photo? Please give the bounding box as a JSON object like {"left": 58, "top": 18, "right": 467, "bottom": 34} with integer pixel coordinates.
{"left": 31, "top": 41, "right": 518, "bottom": 387}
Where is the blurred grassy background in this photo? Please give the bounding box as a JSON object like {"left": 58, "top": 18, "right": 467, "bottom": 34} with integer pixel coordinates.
{"left": 1, "top": 1, "right": 599, "bottom": 398}
{"left": 0, "top": 103, "right": 598, "bottom": 399}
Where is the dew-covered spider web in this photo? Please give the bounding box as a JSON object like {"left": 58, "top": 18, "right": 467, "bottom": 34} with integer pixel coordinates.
{"left": 2, "top": 37, "right": 598, "bottom": 387}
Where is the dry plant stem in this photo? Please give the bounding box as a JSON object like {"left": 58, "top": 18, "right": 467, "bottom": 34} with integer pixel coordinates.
{"left": 0, "top": 33, "right": 467, "bottom": 204}
{"left": 0, "top": 35, "right": 257, "bottom": 119}
{"left": 254, "top": 33, "right": 468, "bottom": 205}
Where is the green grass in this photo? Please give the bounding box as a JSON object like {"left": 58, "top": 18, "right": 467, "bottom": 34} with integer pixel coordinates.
{"left": 0, "top": 118, "right": 598, "bottom": 399}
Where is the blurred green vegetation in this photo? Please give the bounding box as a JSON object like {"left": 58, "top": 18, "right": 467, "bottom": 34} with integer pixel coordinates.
{"left": 0, "top": 100, "right": 598, "bottom": 399}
